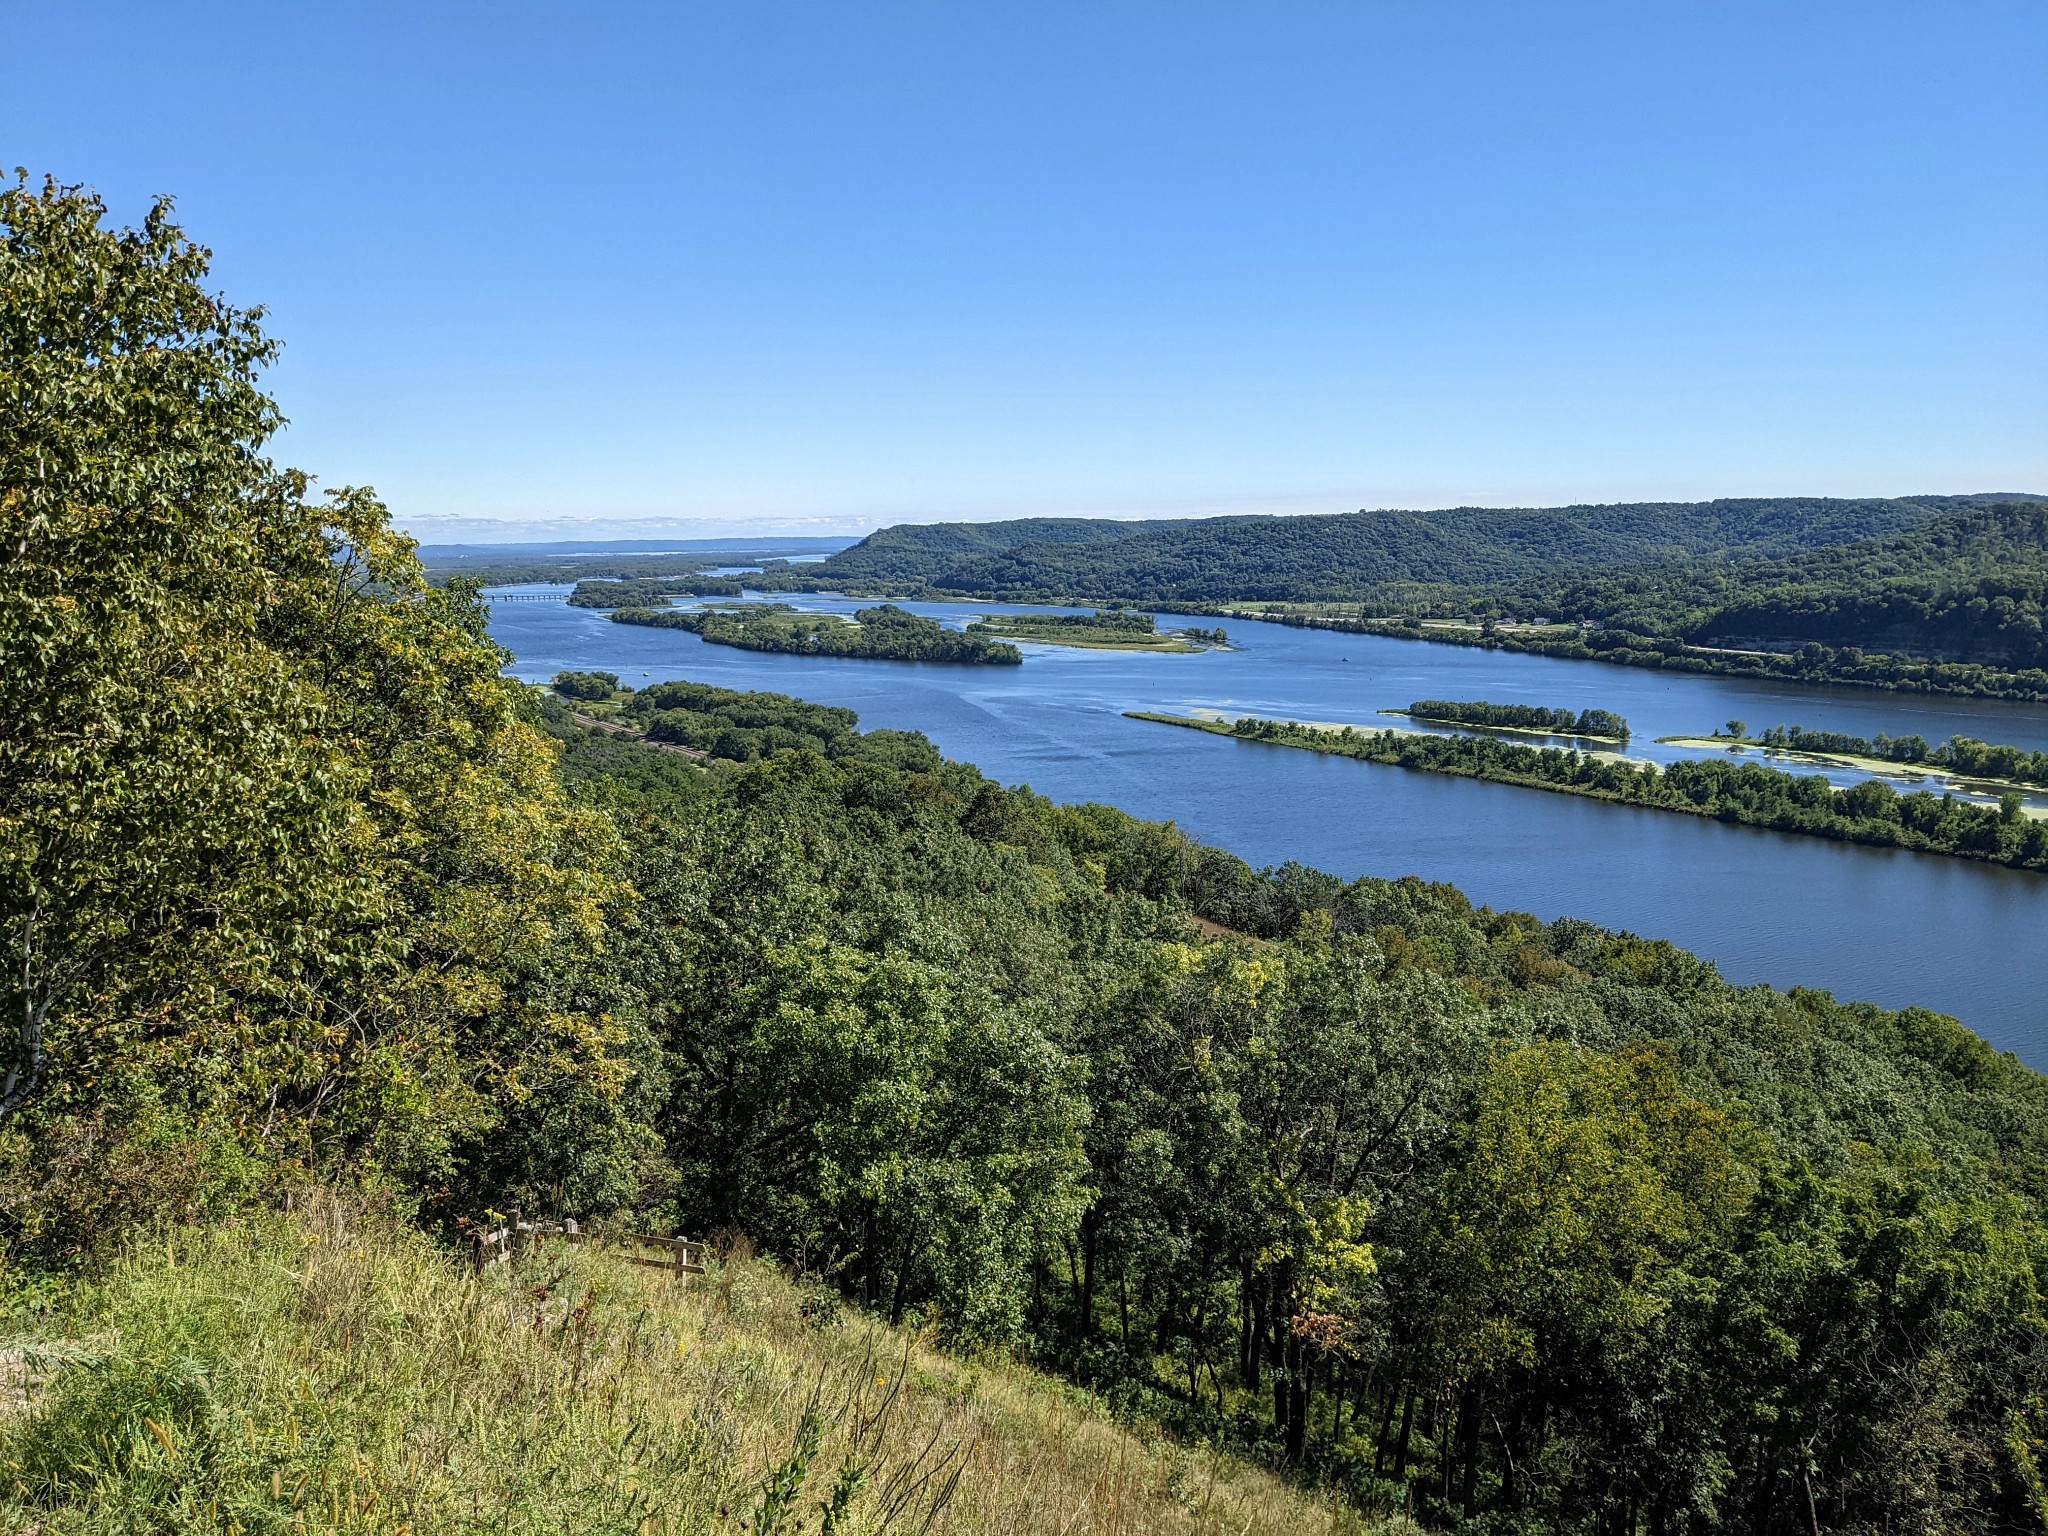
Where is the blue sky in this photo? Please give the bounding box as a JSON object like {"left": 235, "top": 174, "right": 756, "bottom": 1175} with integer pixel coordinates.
{"left": 4, "top": 2, "right": 2043, "bottom": 540}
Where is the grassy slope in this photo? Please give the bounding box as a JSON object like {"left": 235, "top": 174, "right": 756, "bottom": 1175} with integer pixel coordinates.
{"left": 0, "top": 1198, "right": 1348, "bottom": 1536}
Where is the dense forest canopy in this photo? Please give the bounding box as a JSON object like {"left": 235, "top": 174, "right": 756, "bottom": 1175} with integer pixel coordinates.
{"left": 8, "top": 178, "right": 2048, "bottom": 1535}
{"left": 1431, "top": 500, "right": 2048, "bottom": 666}
{"left": 809, "top": 515, "right": 1194, "bottom": 588}
{"left": 805, "top": 496, "right": 2025, "bottom": 603}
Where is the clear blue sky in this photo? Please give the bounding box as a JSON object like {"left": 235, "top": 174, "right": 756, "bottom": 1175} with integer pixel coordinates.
{"left": 5, "top": 2, "right": 2043, "bottom": 539}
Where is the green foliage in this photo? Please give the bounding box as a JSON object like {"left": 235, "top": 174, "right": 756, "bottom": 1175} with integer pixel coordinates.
{"left": 420, "top": 553, "right": 777, "bottom": 588}
{"left": 551, "top": 669, "right": 621, "bottom": 700}
{"left": 1245, "top": 500, "right": 2048, "bottom": 699}
{"left": 613, "top": 678, "right": 947, "bottom": 769}
{"left": 613, "top": 602, "right": 1023, "bottom": 664}
{"left": 0, "top": 175, "right": 630, "bottom": 1250}
{"left": 1405, "top": 700, "right": 1629, "bottom": 739}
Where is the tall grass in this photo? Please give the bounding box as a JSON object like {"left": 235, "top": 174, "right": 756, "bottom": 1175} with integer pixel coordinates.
{"left": 0, "top": 1195, "right": 1386, "bottom": 1535}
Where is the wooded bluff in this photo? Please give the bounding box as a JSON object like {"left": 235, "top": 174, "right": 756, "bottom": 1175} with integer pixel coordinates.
{"left": 5, "top": 177, "right": 2048, "bottom": 1535}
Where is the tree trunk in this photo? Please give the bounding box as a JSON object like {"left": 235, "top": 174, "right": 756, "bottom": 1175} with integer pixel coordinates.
{"left": 1078, "top": 1207, "right": 1097, "bottom": 1342}
{"left": 1269, "top": 1265, "right": 1290, "bottom": 1439}
{"left": 1440, "top": 1396, "right": 1455, "bottom": 1502}
{"left": 1241, "top": 1262, "right": 1263, "bottom": 1392}
{"left": 863, "top": 1214, "right": 879, "bottom": 1306}
{"left": 1238, "top": 1260, "right": 1254, "bottom": 1385}
{"left": 1273, "top": 1343, "right": 1288, "bottom": 1436}
{"left": 1374, "top": 1380, "right": 1402, "bottom": 1477}
{"left": 1284, "top": 1337, "right": 1309, "bottom": 1462}
{"left": 1461, "top": 1388, "right": 1482, "bottom": 1516}
{"left": 1498, "top": 1402, "right": 1518, "bottom": 1509}
{"left": 888, "top": 1214, "right": 921, "bottom": 1327}
{"left": 1393, "top": 1388, "right": 1416, "bottom": 1480}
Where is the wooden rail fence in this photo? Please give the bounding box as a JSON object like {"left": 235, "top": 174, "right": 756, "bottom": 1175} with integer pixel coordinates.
{"left": 472, "top": 1210, "right": 706, "bottom": 1284}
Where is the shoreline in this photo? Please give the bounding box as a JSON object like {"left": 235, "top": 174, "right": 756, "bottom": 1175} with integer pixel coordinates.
{"left": 1124, "top": 712, "right": 2048, "bottom": 869}
{"left": 1658, "top": 736, "right": 2048, "bottom": 814}
{"left": 1379, "top": 708, "right": 1628, "bottom": 746}
{"left": 1165, "top": 710, "right": 1653, "bottom": 770}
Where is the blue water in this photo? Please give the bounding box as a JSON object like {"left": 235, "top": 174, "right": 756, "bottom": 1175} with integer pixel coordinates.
{"left": 489, "top": 590, "right": 2048, "bottom": 1066}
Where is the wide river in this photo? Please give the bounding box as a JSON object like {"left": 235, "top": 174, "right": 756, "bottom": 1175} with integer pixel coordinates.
{"left": 487, "top": 590, "right": 2048, "bottom": 1067}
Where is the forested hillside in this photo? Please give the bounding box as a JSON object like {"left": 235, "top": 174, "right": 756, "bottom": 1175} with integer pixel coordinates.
{"left": 8, "top": 179, "right": 2048, "bottom": 1535}
{"left": 804, "top": 496, "right": 2014, "bottom": 602}
{"left": 814, "top": 514, "right": 1191, "bottom": 588}
{"left": 1477, "top": 499, "right": 2048, "bottom": 667}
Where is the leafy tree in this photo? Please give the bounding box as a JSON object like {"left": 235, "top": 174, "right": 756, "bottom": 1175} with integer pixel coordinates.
{"left": 551, "top": 669, "right": 620, "bottom": 700}
{"left": 0, "top": 175, "right": 627, "bottom": 1245}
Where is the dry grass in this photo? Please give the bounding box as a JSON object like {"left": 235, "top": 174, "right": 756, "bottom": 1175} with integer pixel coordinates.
{"left": 0, "top": 1194, "right": 1381, "bottom": 1536}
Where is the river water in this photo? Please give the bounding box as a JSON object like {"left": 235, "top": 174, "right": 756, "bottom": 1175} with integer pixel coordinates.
{"left": 487, "top": 590, "right": 2048, "bottom": 1067}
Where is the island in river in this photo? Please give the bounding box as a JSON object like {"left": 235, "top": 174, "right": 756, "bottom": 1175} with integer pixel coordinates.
{"left": 1129, "top": 710, "right": 2048, "bottom": 870}
{"left": 965, "top": 609, "right": 1227, "bottom": 652}
{"left": 612, "top": 602, "right": 1022, "bottom": 664}
{"left": 1382, "top": 698, "right": 1629, "bottom": 743}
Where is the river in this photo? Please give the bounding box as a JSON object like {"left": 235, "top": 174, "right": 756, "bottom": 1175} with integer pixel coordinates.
{"left": 486, "top": 589, "right": 2048, "bottom": 1067}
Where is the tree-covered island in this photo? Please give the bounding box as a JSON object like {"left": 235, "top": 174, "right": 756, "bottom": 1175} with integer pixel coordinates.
{"left": 1129, "top": 712, "right": 2048, "bottom": 869}
{"left": 1389, "top": 699, "right": 1630, "bottom": 740}
{"left": 611, "top": 600, "right": 1023, "bottom": 663}
{"left": 964, "top": 609, "right": 1229, "bottom": 651}
{"left": 567, "top": 575, "right": 743, "bottom": 605}
{"left": 1654, "top": 722, "right": 2048, "bottom": 794}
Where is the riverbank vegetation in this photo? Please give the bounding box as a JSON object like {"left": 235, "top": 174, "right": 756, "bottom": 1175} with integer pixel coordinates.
{"left": 611, "top": 601, "right": 1023, "bottom": 664}
{"left": 1746, "top": 724, "right": 2048, "bottom": 789}
{"left": 12, "top": 176, "right": 2048, "bottom": 1536}
{"left": 1131, "top": 712, "right": 2048, "bottom": 869}
{"left": 1232, "top": 600, "right": 2048, "bottom": 701}
{"left": 1395, "top": 699, "right": 1628, "bottom": 740}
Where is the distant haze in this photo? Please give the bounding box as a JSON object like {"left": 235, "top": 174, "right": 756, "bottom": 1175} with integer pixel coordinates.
{"left": 404, "top": 495, "right": 2042, "bottom": 550}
